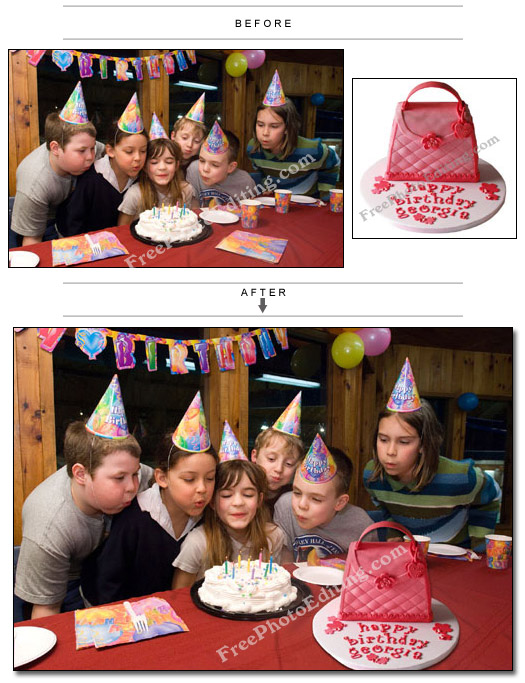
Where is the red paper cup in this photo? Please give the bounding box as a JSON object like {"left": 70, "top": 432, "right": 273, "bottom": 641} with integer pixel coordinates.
{"left": 275, "top": 189, "right": 292, "bottom": 214}
{"left": 329, "top": 188, "right": 343, "bottom": 213}
{"left": 403, "top": 534, "right": 430, "bottom": 556}
{"left": 240, "top": 200, "right": 261, "bottom": 229}
{"left": 485, "top": 534, "right": 512, "bottom": 569}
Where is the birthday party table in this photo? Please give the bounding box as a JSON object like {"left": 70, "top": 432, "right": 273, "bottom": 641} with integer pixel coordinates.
{"left": 15, "top": 558, "right": 512, "bottom": 671}
{"left": 8, "top": 204, "right": 343, "bottom": 268}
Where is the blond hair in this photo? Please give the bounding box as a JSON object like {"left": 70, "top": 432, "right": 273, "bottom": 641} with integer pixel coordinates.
{"left": 253, "top": 427, "right": 304, "bottom": 463}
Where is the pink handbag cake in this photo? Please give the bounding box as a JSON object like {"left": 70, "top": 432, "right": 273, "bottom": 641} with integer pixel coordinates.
{"left": 385, "top": 81, "right": 479, "bottom": 183}
{"left": 339, "top": 521, "right": 433, "bottom": 623}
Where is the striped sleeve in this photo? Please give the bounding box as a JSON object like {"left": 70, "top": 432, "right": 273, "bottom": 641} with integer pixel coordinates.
{"left": 467, "top": 465, "right": 501, "bottom": 543}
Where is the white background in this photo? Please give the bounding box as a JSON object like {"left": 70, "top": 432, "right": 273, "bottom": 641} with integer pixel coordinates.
{"left": 5, "top": 0, "right": 521, "bottom": 679}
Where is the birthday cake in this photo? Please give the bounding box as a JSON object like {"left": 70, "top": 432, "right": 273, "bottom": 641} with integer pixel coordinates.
{"left": 198, "top": 560, "right": 297, "bottom": 613}
{"left": 135, "top": 205, "right": 203, "bottom": 243}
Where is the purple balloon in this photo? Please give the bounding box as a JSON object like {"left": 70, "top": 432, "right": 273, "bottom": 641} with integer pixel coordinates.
{"left": 243, "top": 50, "right": 266, "bottom": 69}
{"left": 355, "top": 328, "right": 391, "bottom": 356}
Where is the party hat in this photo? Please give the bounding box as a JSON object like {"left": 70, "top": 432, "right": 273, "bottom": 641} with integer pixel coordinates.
{"left": 85, "top": 375, "right": 129, "bottom": 439}
{"left": 387, "top": 357, "right": 421, "bottom": 412}
{"left": 172, "top": 391, "right": 211, "bottom": 452}
{"left": 59, "top": 81, "right": 89, "bottom": 125}
{"left": 262, "top": 70, "right": 286, "bottom": 107}
{"left": 118, "top": 93, "right": 144, "bottom": 134}
{"left": 300, "top": 434, "right": 337, "bottom": 483}
{"left": 272, "top": 392, "right": 301, "bottom": 437}
{"left": 185, "top": 93, "right": 205, "bottom": 123}
{"left": 149, "top": 112, "right": 168, "bottom": 140}
{"left": 218, "top": 420, "right": 247, "bottom": 462}
{"left": 202, "top": 120, "right": 229, "bottom": 155}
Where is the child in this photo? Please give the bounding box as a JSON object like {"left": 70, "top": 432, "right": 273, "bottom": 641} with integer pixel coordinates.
{"left": 251, "top": 392, "right": 304, "bottom": 515}
{"left": 246, "top": 70, "right": 340, "bottom": 200}
{"left": 81, "top": 391, "right": 217, "bottom": 605}
{"left": 363, "top": 358, "right": 501, "bottom": 549}
{"left": 186, "top": 121, "right": 257, "bottom": 209}
{"left": 11, "top": 82, "right": 103, "bottom": 246}
{"left": 172, "top": 425, "right": 284, "bottom": 587}
{"left": 171, "top": 93, "right": 207, "bottom": 176}
{"left": 14, "top": 375, "right": 152, "bottom": 619}
{"left": 274, "top": 435, "right": 375, "bottom": 562}
{"left": 118, "top": 115, "right": 196, "bottom": 224}
{"left": 56, "top": 93, "right": 148, "bottom": 236}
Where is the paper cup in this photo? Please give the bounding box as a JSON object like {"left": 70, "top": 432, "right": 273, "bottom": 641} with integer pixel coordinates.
{"left": 240, "top": 200, "right": 261, "bottom": 229}
{"left": 404, "top": 534, "right": 430, "bottom": 556}
{"left": 275, "top": 189, "right": 292, "bottom": 214}
{"left": 485, "top": 534, "right": 512, "bottom": 569}
{"left": 329, "top": 188, "right": 343, "bottom": 213}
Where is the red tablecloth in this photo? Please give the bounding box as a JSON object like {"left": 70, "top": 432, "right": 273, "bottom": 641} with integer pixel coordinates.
{"left": 16, "top": 559, "right": 512, "bottom": 671}
{"left": 9, "top": 205, "right": 343, "bottom": 268}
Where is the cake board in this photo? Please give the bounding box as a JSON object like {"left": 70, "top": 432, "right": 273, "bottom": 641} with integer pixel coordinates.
{"left": 312, "top": 597, "right": 459, "bottom": 670}
{"left": 360, "top": 158, "right": 505, "bottom": 234}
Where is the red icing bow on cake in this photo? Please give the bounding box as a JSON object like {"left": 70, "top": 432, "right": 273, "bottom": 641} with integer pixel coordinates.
{"left": 375, "top": 573, "right": 396, "bottom": 590}
{"left": 421, "top": 133, "right": 442, "bottom": 150}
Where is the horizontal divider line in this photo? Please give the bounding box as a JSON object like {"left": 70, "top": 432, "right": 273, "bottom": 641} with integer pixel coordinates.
{"left": 63, "top": 281, "right": 463, "bottom": 285}
{"left": 63, "top": 314, "right": 463, "bottom": 317}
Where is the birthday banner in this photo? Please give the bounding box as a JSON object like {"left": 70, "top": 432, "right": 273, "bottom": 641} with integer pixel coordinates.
{"left": 24, "top": 50, "right": 197, "bottom": 81}
{"left": 22, "top": 327, "right": 289, "bottom": 374}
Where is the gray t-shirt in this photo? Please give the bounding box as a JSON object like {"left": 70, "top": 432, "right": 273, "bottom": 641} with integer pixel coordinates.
{"left": 274, "top": 491, "right": 376, "bottom": 561}
{"left": 15, "top": 463, "right": 153, "bottom": 605}
{"left": 186, "top": 160, "right": 257, "bottom": 208}
{"left": 173, "top": 523, "right": 285, "bottom": 581}
{"left": 11, "top": 141, "right": 105, "bottom": 238}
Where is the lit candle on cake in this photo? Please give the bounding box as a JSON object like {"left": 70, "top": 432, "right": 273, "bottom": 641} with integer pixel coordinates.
{"left": 224, "top": 557, "right": 228, "bottom": 575}
{"left": 269, "top": 555, "right": 273, "bottom": 574}
{"left": 259, "top": 550, "right": 262, "bottom": 569}
{"left": 247, "top": 556, "right": 251, "bottom": 572}
{"left": 238, "top": 554, "right": 241, "bottom": 569}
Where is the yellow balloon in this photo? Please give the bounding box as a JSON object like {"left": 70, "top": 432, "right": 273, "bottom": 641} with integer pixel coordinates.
{"left": 225, "top": 52, "right": 248, "bottom": 77}
{"left": 331, "top": 333, "right": 365, "bottom": 369}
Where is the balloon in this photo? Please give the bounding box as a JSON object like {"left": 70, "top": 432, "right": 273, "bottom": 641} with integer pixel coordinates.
{"left": 331, "top": 333, "right": 365, "bottom": 369}
{"left": 355, "top": 328, "right": 391, "bottom": 356}
{"left": 457, "top": 392, "right": 479, "bottom": 411}
{"left": 291, "top": 345, "right": 321, "bottom": 378}
{"left": 243, "top": 50, "right": 266, "bottom": 69}
{"left": 311, "top": 93, "right": 325, "bottom": 106}
{"left": 225, "top": 52, "right": 248, "bottom": 77}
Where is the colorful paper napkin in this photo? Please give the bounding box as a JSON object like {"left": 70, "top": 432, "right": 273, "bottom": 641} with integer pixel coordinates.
{"left": 75, "top": 597, "right": 188, "bottom": 649}
{"left": 51, "top": 232, "right": 129, "bottom": 267}
{"left": 216, "top": 230, "right": 288, "bottom": 264}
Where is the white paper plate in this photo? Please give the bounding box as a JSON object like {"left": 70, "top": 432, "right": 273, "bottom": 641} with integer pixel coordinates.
{"left": 257, "top": 196, "right": 276, "bottom": 206}
{"left": 428, "top": 543, "right": 467, "bottom": 556}
{"left": 14, "top": 626, "right": 57, "bottom": 668}
{"left": 9, "top": 251, "right": 40, "bottom": 267}
{"left": 291, "top": 194, "right": 318, "bottom": 204}
{"left": 200, "top": 210, "right": 239, "bottom": 224}
{"left": 293, "top": 566, "right": 343, "bottom": 586}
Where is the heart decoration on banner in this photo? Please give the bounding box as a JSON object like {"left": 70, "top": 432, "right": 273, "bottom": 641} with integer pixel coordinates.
{"left": 75, "top": 328, "right": 107, "bottom": 360}
{"left": 52, "top": 50, "right": 74, "bottom": 71}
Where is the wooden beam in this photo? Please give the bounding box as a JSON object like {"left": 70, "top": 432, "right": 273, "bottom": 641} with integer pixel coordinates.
{"left": 138, "top": 50, "right": 170, "bottom": 136}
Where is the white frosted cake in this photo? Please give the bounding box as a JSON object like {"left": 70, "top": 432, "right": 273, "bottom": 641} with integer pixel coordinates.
{"left": 198, "top": 560, "right": 298, "bottom": 613}
{"left": 135, "top": 205, "right": 203, "bottom": 243}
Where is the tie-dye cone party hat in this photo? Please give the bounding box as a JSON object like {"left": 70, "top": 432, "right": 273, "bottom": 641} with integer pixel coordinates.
{"left": 218, "top": 420, "right": 247, "bottom": 462}
{"left": 59, "top": 81, "right": 89, "bottom": 124}
{"left": 149, "top": 112, "right": 168, "bottom": 140}
{"left": 387, "top": 357, "right": 422, "bottom": 412}
{"left": 118, "top": 93, "right": 144, "bottom": 134}
{"left": 172, "top": 391, "right": 211, "bottom": 452}
{"left": 300, "top": 434, "right": 337, "bottom": 483}
{"left": 85, "top": 375, "right": 129, "bottom": 439}
{"left": 185, "top": 93, "right": 205, "bottom": 122}
{"left": 262, "top": 70, "right": 286, "bottom": 107}
{"left": 202, "top": 120, "right": 229, "bottom": 154}
{"left": 272, "top": 392, "right": 301, "bottom": 437}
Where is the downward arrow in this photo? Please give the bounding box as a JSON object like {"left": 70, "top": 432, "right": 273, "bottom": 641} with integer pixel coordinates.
{"left": 259, "top": 297, "right": 267, "bottom": 313}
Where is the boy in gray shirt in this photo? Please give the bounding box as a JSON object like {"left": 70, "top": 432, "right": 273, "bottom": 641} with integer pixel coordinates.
{"left": 274, "top": 443, "right": 375, "bottom": 561}
{"left": 15, "top": 419, "right": 152, "bottom": 620}
{"left": 186, "top": 126, "right": 257, "bottom": 209}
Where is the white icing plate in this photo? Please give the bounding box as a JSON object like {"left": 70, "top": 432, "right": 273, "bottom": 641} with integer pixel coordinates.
{"left": 313, "top": 597, "right": 459, "bottom": 670}
{"left": 14, "top": 626, "right": 57, "bottom": 668}
{"left": 200, "top": 209, "right": 239, "bottom": 224}
{"left": 9, "top": 251, "right": 40, "bottom": 267}
{"left": 291, "top": 194, "right": 317, "bottom": 204}
{"left": 257, "top": 196, "right": 276, "bottom": 206}
{"left": 428, "top": 544, "right": 467, "bottom": 556}
{"left": 359, "top": 157, "right": 506, "bottom": 234}
{"left": 293, "top": 566, "right": 343, "bottom": 586}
